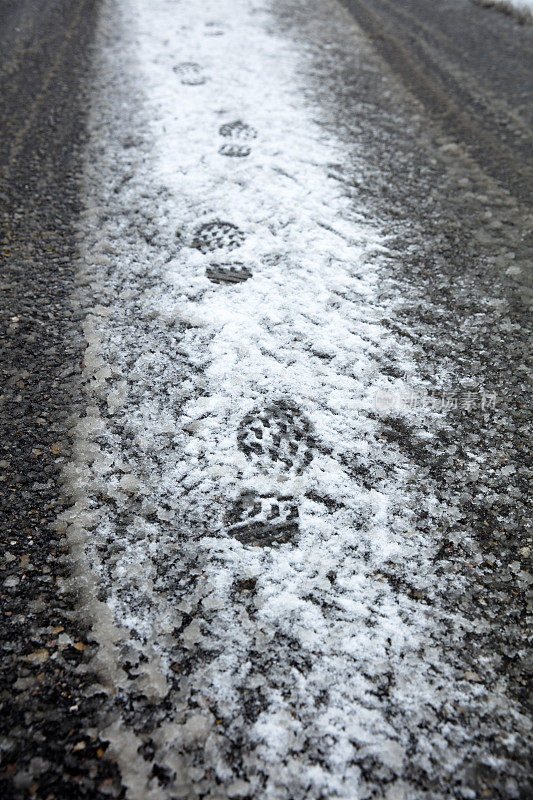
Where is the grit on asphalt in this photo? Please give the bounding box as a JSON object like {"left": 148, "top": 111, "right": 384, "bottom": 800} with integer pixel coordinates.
{"left": 0, "top": 1, "right": 125, "bottom": 798}
{"left": 1, "top": 0, "right": 532, "bottom": 799}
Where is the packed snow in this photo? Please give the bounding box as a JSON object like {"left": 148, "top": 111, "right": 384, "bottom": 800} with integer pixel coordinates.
{"left": 59, "top": 0, "right": 531, "bottom": 798}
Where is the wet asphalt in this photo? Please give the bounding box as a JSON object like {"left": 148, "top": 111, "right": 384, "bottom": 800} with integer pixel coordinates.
{"left": 1, "top": 0, "right": 531, "bottom": 798}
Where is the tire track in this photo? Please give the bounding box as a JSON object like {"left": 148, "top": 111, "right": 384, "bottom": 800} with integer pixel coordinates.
{"left": 339, "top": 0, "right": 533, "bottom": 204}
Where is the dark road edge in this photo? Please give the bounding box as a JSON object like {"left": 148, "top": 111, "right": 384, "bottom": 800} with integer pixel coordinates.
{"left": 339, "top": 0, "right": 533, "bottom": 206}
{"left": 0, "top": 1, "right": 125, "bottom": 798}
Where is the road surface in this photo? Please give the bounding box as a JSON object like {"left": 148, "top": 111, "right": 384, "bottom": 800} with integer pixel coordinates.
{"left": 1, "top": 1, "right": 531, "bottom": 799}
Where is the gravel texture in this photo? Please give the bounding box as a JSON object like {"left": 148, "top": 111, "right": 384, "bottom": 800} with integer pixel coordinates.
{"left": 339, "top": 0, "right": 533, "bottom": 206}
{"left": 0, "top": 1, "right": 124, "bottom": 798}
{"left": 0, "top": 0, "right": 531, "bottom": 798}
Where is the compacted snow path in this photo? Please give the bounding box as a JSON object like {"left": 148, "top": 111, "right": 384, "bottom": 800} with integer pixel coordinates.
{"left": 59, "top": 0, "right": 530, "bottom": 798}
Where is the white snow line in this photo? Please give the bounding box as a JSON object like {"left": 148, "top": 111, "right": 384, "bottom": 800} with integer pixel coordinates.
{"left": 58, "top": 0, "right": 529, "bottom": 798}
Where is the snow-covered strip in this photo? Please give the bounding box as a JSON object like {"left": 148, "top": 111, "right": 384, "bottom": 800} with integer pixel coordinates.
{"left": 59, "top": 0, "right": 524, "bottom": 798}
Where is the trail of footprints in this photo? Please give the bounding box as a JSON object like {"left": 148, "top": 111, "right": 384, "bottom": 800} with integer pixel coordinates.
{"left": 177, "top": 57, "right": 314, "bottom": 545}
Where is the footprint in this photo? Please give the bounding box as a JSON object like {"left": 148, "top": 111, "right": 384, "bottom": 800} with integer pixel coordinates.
{"left": 206, "top": 263, "right": 252, "bottom": 284}
{"left": 219, "top": 121, "right": 257, "bottom": 140}
{"left": 237, "top": 400, "right": 315, "bottom": 475}
{"left": 219, "top": 143, "right": 252, "bottom": 158}
{"left": 192, "top": 221, "right": 245, "bottom": 253}
{"left": 204, "top": 21, "right": 226, "bottom": 37}
{"left": 174, "top": 62, "right": 207, "bottom": 85}
{"left": 219, "top": 120, "right": 257, "bottom": 158}
{"left": 226, "top": 492, "right": 299, "bottom": 546}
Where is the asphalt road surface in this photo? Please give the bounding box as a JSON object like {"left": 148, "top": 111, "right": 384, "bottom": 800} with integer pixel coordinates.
{"left": 339, "top": 0, "right": 533, "bottom": 204}
{"left": 0, "top": 1, "right": 531, "bottom": 799}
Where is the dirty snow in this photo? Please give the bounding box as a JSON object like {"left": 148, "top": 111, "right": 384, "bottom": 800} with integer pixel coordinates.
{"left": 60, "top": 0, "right": 531, "bottom": 798}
